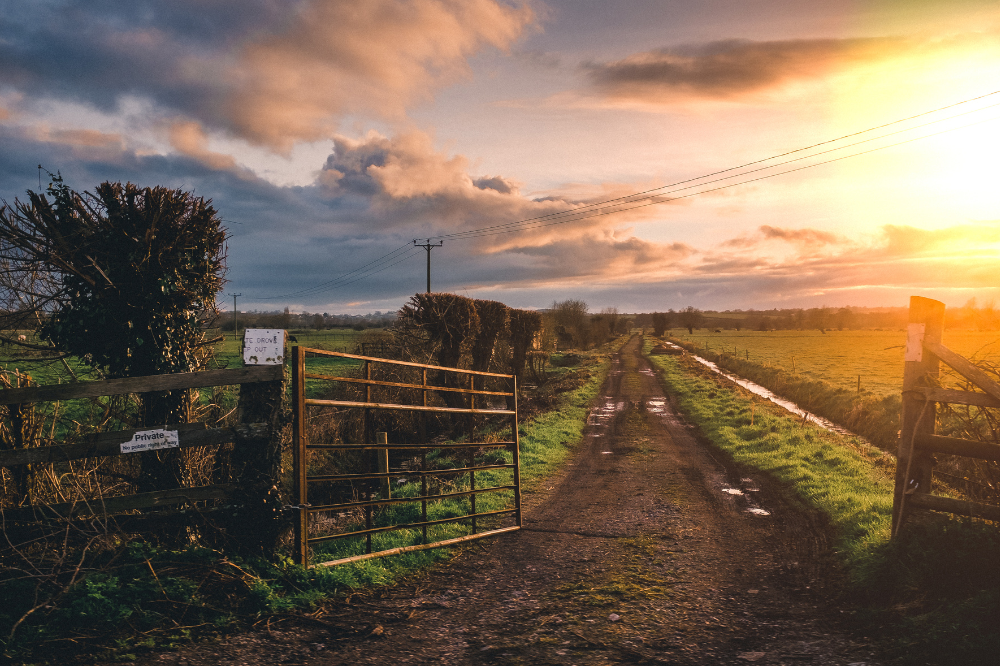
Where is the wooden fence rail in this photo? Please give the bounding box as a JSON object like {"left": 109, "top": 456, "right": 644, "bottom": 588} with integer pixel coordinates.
{"left": 0, "top": 364, "right": 283, "bottom": 540}
{"left": 893, "top": 296, "right": 1000, "bottom": 533}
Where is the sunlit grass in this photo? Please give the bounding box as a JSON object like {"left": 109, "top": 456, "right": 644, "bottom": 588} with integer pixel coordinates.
{"left": 645, "top": 339, "right": 893, "bottom": 563}
{"left": 645, "top": 338, "right": 1000, "bottom": 666}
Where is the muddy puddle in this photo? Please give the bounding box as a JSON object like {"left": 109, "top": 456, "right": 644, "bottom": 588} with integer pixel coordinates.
{"left": 659, "top": 342, "right": 854, "bottom": 437}
{"left": 719, "top": 477, "right": 771, "bottom": 516}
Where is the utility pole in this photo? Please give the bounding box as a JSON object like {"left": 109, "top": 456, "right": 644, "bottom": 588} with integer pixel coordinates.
{"left": 230, "top": 292, "right": 242, "bottom": 340}
{"left": 413, "top": 239, "right": 443, "bottom": 293}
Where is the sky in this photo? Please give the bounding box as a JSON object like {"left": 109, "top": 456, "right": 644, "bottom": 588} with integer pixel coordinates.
{"left": 2, "top": 0, "right": 1000, "bottom": 315}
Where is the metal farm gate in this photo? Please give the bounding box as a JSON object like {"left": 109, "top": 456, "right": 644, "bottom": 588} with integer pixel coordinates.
{"left": 291, "top": 347, "right": 521, "bottom": 567}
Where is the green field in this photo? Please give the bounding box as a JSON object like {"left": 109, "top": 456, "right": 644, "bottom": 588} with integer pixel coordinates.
{"left": 671, "top": 329, "right": 1000, "bottom": 398}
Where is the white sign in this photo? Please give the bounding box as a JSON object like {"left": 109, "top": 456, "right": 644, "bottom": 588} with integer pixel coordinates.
{"left": 120, "top": 429, "right": 179, "bottom": 454}
{"left": 905, "top": 323, "right": 925, "bottom": 362}
{"left": 244, "top": 329, "right": 285, "bottom": 365}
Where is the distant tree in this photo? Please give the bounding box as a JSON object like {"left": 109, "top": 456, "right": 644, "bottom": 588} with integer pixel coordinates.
{"left": 508, "top": 308, "right": 542, "bottom": 381}
{"left": 398, "top": 293, "right": 479, "bottom": 369}
{"left": 833, "top": 307, "right": 853, "bottom": 331}
{"left": 651, "top": 312, "right": 671, "bottom": 337}
{"left": 678, "top": 306, "right": 703, "bottom": 334}
{"left": 470, "top": 299, "right": 509, "bottom": 372}
{"left": 551, "top": 299, "right": 589, "bottom": 349}
{"left": 312, "top": 313, "right": 325, "bottom": 330}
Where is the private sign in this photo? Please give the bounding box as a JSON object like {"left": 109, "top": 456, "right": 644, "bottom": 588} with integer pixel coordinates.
{"left": 244, "top": 329, "right": 285, "bottom": 365}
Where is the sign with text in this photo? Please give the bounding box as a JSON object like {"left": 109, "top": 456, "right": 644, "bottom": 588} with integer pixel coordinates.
{"left": 243, "top": 329, "right": 285, "bottom": 365}
{"left": 120, "top": 429, "right": 179, "bottom": 454}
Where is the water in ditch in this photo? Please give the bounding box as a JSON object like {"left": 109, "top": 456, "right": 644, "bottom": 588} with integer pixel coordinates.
{"left": 659, "top": 342, "right": 855, "bottom": 437}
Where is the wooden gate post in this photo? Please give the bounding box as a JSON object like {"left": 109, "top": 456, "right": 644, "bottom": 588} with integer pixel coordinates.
{"left": 893, "top": 296, "right": 945, "bottom": 535}
{"left": 292, "top": 345, "right": 309, "bottom": 566}
{"left": 232, "top": 344, "right": 287, "bottom": 556}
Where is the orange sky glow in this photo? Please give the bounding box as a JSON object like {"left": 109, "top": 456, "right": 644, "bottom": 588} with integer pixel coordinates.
{"left": 0, "top": 0, "right": 998, "bottom": 313}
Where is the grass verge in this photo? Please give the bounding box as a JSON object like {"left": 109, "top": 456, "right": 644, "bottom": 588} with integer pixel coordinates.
{"left": 667, "top": 336, "right": 901, "bottom": 452}
{"left": 645, "top": 339, "right": 1000, "bottom": 665}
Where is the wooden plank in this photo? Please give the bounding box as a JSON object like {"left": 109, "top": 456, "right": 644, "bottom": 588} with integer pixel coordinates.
{"left": 914, "top": 433, "right": 1000, "bottom": 461}
{"left": 924, "top": 340, "right": 1000, "bottom": 403}
{"left": 0, "top": 423, "right": 210, "bottom": 467}
{"left": 907, "top": 492, "right": 1000, "bottom": 522}
{"left": 0, "top": 364, "right": 283, "bottom": 405}
{"left": 311, "top": 526, "right": 520, "bottom": 569}
{"left": 303, "top": 398, "right": 513, "bottom": 415}
{"left": 920, "top": 387, "right": 1000, "bottom": 408}
{"left": 299, "top": 347, "right": 513, "bottom": 378}
{"left": 303, "top": 372, "right": 513, "bottom": 397}
{"left": 0, "top": 424, "right": 271, "bottom": 468}
{"left": 0, "top": 484, "right": 235, "bottom": 521}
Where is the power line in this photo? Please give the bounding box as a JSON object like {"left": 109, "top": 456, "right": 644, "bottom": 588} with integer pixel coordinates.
{"left": 433, "top": 91, "right": 1000, "bottom": 241}
{"left": 247, "top": 88, "right": 1000, "bottom": 301}
{"left": 446, "top": 111, "right": 1000, "bottom": 241}
{"left": 254, "top": 242, "right": 414, "bottom": 300}
{"left": 442, "top": 109, "right": 1000, "bottom": 241}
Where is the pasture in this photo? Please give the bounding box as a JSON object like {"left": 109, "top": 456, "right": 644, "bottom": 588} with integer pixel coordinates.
{"left": 671, "top": 329, "right": 1000, "bottom": 398}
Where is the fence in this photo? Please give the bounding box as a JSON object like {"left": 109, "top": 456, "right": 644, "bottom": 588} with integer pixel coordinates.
{"left": 893, "top": 296, "right": 1000, "bottom": 534}
{"left": 291, "top": 347, "right": 521, "bottom": 567}
{"left": 0, "top": 364, "right": 283, "bottom": 544}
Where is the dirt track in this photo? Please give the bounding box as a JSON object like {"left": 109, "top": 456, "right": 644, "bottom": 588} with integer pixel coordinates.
{"left": 148, "top": 335, "right": 882, "bottom": 665}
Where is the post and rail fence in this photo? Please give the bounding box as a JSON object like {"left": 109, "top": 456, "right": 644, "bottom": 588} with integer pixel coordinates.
{"left": 893, "top": 296, "right": 1000, "bottom": 534}
{"left": 1, "top": 333, "right": 524, "bottom": 565}
{"left": 0, "top": 364, "right": 284, "bottom": 541}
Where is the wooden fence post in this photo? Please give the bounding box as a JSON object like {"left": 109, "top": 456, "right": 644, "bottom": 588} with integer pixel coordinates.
{"left": 376, "top": 431, "right": 391, "bottom": 499}
{"left": 292, "top": 345, "right": 308, "bottom": 566}
{"left": 232, "top": 342, "right": 287, "bottom": 556}
{"left": 893, "top": 296, "right": 944, "bottom": 535}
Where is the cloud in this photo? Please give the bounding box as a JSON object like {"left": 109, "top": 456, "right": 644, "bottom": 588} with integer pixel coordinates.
{"left": 585, "top": 34, "right": 945, "bottom": 104}
{"left": 695, "top": 222, "right": 1000, "bottom": 305}
{"left": 878, "top": 223, "right": 1000, "bottom": 257}
{"left": 168, "top": 120, "right": 238, "bottom": 172}
{"left": 315, "top": 130, "right": 692, "bottom": 255}
{"left": 0, "top": 0, "right": 535, "bottom": 150}
{"left": 723, "top": 225, "right": 841, "bottom": 249}
{"left": 23, "top": 125, "right": 128, "bottom": 162}
{"left": 473, "top": 176, "right": 519, "bottom": 195}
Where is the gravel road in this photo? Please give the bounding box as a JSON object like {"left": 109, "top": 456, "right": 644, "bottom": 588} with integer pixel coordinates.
{"left": 140, "top": 335, "right": 882, "bottom": 665}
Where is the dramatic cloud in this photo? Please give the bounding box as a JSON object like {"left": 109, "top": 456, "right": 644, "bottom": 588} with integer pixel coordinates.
{"left": 168, "top": 121, "right": 238, "bottom": 172}
{"left": 585, "top": 34, "right": 957, "bottom": 104}
{"left": 0, "top": 0, "right": 534, "bottom": 150}
{"left": 722, "top": 225, "right": 841, "bottom": 249}
{"left": 877, "top": 223, "right": 1000, "bottom": 257}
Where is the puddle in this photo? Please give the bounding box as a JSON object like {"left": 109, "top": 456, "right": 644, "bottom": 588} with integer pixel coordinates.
{"left": 646, "top": 398, "right": 667, "bottom": 414}
{"left": 717, "top": 477, "right": 772, "bottom": 517}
